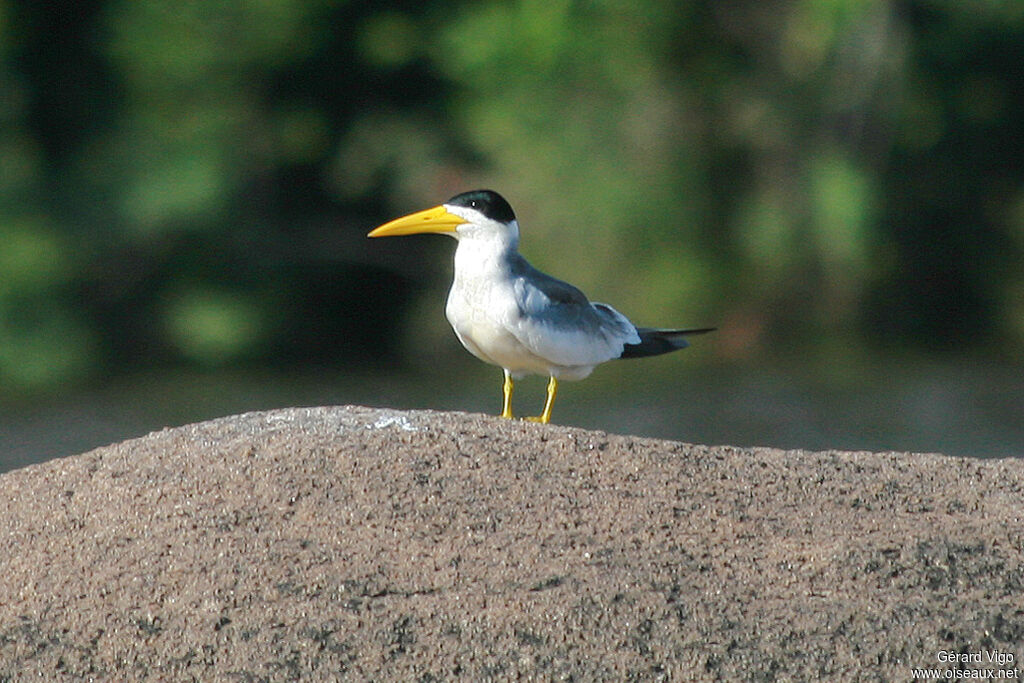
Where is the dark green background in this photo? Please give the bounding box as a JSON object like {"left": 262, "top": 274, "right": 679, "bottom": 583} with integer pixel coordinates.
{"left": 1, "top": 0, "right": 1022, "bottom": 468}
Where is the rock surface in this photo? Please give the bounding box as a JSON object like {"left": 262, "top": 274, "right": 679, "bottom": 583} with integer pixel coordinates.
{"left": 1, "top": 405, "right": 1023, "bottom": 681}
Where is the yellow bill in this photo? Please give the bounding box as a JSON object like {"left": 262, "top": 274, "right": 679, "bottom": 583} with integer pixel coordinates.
{"left": 368, "top": 205, "right": 467, "bottom": 237}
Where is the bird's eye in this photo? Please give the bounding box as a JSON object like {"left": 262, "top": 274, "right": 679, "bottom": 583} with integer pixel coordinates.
{"left": 470, "top": 200, "right": 478, "bottom": 208}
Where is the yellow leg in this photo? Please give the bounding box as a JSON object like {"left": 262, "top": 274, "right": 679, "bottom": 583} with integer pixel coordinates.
{"left": 526, "top": 376, "right": 558, "bottom": 424}
{"left": 500, "top": 369, "right": 515, "bottom": 419}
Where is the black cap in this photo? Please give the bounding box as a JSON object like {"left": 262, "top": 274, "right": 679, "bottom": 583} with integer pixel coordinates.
{"left": 446, "top": 190, "right": 516, "bottom": 224}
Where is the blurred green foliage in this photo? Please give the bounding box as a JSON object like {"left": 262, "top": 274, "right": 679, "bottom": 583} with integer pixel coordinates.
{"left": 1, "top": 0, "right": 1022, "bottom": 394}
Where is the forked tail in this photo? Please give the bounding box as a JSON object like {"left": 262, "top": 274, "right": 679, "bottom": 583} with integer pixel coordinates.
{"left": 619, "top": 327, "right": 715, "bottom": 359}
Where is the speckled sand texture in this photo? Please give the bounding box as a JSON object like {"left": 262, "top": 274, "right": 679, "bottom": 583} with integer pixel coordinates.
{"left": 2, "top": 405, "right": 1023, "bottom": 680}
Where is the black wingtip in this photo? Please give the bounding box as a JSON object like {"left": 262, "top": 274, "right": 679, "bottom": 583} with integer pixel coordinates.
{"left": 619, "top": 327, "right": 714, "bottom": 359}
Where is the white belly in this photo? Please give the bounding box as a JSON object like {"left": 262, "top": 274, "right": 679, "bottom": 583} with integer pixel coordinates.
{"left": 446, "top": 287, "right": 557, "bottom": 377}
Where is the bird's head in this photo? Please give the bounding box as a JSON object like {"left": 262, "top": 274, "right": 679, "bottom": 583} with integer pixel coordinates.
{"left": 368, "top": 190, "right": 519, "bottom": 244}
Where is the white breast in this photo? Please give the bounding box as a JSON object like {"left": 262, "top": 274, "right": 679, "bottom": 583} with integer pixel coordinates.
{"left": 443, "top": 233, "right": 556, "bottom": 377}
{"left": 445, "top": 268, "right": 553, "bottom": 377}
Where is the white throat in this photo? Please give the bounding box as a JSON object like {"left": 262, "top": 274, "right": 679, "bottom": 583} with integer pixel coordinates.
{"left": 452, "top": 219, "right": 520, "bottom": 282}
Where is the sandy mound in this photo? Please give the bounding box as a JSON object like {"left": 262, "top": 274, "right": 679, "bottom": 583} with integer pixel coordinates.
{"left": 1, "top": 406, "right": 1022, "bottom": 680}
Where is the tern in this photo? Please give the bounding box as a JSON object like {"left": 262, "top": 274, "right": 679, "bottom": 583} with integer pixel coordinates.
{"left": 368, "top": 190, "right": 713, "bottom": 423}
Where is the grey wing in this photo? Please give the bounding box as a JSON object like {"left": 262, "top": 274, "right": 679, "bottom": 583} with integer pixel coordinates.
{"left": 508, "top": 255, "right": 639, "bottom": 366}
{"left": 511, "top": 256, "right": 588, "bottom": 305}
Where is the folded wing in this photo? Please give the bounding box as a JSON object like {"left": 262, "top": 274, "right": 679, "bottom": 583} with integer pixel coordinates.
{"left": 508, "top": 255, "right": 640, "bottom": 368}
